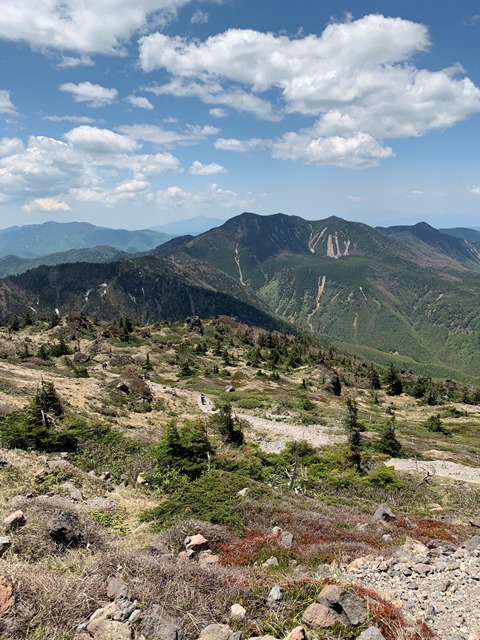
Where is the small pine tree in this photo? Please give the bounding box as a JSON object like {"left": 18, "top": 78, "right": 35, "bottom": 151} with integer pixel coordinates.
{"left": 377, "top": 416, "right": 402, "bottom": 456}
{"left": 384, "top": 363, "right": 403, "bottom": 396}
{"left": 345, "top": 398, "right": 362, "bottom": 473}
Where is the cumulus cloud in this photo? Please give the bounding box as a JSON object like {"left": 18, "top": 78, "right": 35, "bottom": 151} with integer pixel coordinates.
{"left": 469, "top": 186, "right": 480, "bottom": 196}
{"left": 346, "top": 195, "right": 365, "bottom": 202}
{"left": 156, "top": 182, "right": 254, "bottom": 209}
{"left": 271, "top": 131, "right": 393, "bottom": 168}
{"left": 65, "top": 126, "right": 139, "bottom": 154}
{"left": 127, "top": 96, "right": 154, "bottom": 110}
{"left": 59, "top": 82, "right": 118, "bottom": 107}
{"left": 139, "top": 14, "right": 480, "bottom": 167}
{"left": 214, "top": 137, "right": 265, "bottom": 153}
{"left": 0, "top": 90, "right": 16, "bottom": 114}
{"left": 0, "top": 129, "right": 180, "bottom": 210}
{"left": 23, "top": 197, "right": 71, "bottom": 212}
{"left": 118, "top": 123, "right": 219, "bottom": 146}
{"left": 0, "top": 0, "right": 193, "bottom": 54}
{"left": 189, "top": 160, "right": 226, "bottom": 175}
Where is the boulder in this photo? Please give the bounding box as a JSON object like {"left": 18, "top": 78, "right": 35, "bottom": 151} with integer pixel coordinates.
{"left": 185, "top": 534, "right": 209, "bottom": 553}
{"left": 3, "top": 510, "right": 25, "bottom": 531}
{"left": 86, "top": 618, "right": 131, "bottom": 640}
{"left": 302, "top": 602, "right": 340, "bottom": 628}
{"left": 47, "top": 510, "right": 84, "bottom": 547}
{"left": 317, "top": 584, "right": 367, "bottom": 626}
{"left": 61, "top": 481, "right": 83, "bottom": 502}
{"left": 373, "top": 504, "right": 396, "bottom": 525}
{"left": 141, "top": 604, "right": 183, "bottom": 640}
{"left": 198, "top": 550, "right": 220, "bottom": 567}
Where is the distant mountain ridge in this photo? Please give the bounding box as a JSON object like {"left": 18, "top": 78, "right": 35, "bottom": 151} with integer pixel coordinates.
{"left": 2, "top": 212, "right": 480, "bottom": 378}
{"left": 149, "top": 216, "right": 227, "bottom": 236}
{"left": 0, "top": 221, "right": 172, "bottom": 258}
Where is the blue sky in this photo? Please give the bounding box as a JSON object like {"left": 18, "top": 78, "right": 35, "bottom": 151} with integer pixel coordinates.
{"left": 1, "top": 0, "right": 480, "bottom": 230}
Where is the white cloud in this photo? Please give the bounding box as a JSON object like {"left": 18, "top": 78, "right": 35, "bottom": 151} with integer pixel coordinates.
{"left": 0, "top": 0, "right": 193, "bottom": 55}
{"left": 139, "top": 15, "right": 480, "bottom": 167}
{"left": 23, "top": 197, "right": 71, "bottom": 212}
{"left": 146, "top": 79, "right": 279, "bottom": 120}
{"left": 156, "top": 182, "right": 254, "bottom": 209}
{"left": 43, "top": 115, "right": 97, "bottom": 124}
{"left": 270, "top": 131, "right": 394, "bottom": 168}
{"left": 346, "top": 195, "right": 365, "bottom": 202}
{"left": 71, "top": 179, "right": 150, "bottom": 206}
{"left": 214, "top": 137, "right": 265, "bottom": 152}
{"left": 469, "top": 186, "right": 480, "bottom": 196}
{"left": 0, "top": 90, "right": 16, "bottom": 114}
{"left": 191, "top": 10, "right": 208, "bottom": 24}
{"left": 59, "top": 82, "right": 118, "bottom": 107}
{"left": 209, "top": 107, "right": 228, "bottom": 118}
{"left": 65, "top": 126, "right": 139, "bottom": 154}
{"left": 189, "top": 160, "right": 226, "bottom": 175}
{"left": 408, "top": 190, "right": 424, "bottom": 197}
{"left": 56, "top": 55, "right": 94, "bottom": 69}
{"left": 118, "top": 123, "right": 219, "bottom": 146}
{"left": 0, "top": 130, "right": 180, "bottom": 210}
{"left": 127, "top": 95, "right": 154, "bottom": 110}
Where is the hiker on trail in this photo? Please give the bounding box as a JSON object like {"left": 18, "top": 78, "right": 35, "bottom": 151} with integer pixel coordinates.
{"left": 200, "top": 393, "right": 205, "bottom": 405}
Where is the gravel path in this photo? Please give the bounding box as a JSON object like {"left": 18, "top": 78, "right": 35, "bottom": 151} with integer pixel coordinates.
{"left": 386, "top": 458, "right": 480, "bottom": 485}
{"left": 194, "top": 393, "right": 342, "bottom": 453}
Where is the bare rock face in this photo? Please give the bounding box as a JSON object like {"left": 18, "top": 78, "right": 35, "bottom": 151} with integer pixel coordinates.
{"left": 197, "top": 623, "right": 239, "bottom": 640}
{"left": 284, "top": 626, "right": 308, "bottom": 640}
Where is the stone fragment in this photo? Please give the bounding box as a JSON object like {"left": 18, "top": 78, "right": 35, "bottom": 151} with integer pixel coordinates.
{"left": 373, "top": 504, "right": 396, "bottom": 525}
{"left": 0, "top": 576, "right": 15, "bottom": 615}
{"left": 463, "top": 535, "right": 480, "bottom": 552}
{"left": 238, "top": 488, "right": 250, "bottom": 497}
{"left": 47, "top": 459, "right": 72, "bottom": 470}
{"left": 136, "top": 473, "right": 148, "bottom": 485}
{"left": 47, "top": 510, "right": 84, "bottom": 547}
{"left": 230, "top": 603, "right": 246, "bottom": 620}
{"left": 185, "top": 534, "right": 208, "bottom": 553}
{"left": 106, "top": 576, "right": 128, "bottom": 600}
{"left": 318, "top": 584, "right": 367, "bottom": 626}
{"left": 266, "top": 584, "right": 283, "bottom": 608}
{"left": 61, "top": 481, "right": 83, "bottom": 501}
{"left": 279, "top": 531, "right": 294, "bottom": 548}
{"left": 141, "top": 604, "right": 183, "bottom": 640}
{"left": 86, "top": 618, "right": 131, "bottom": 640}
{"left": 302, "top": 602, "right": 340, "bottom": 628}
{"left": 198, "top": 550, "right": 220, "bottom": 567}
{"left": 284, "top": 626, "right": 307, "bottom": 640}
{"left": 197, "top": 623, "right": 233, "bottom": 640}
{"left": 357, "top": 628, "right": 386, "bottom": 640}
{"left": 3, "top": 510, "right": 25, "bottom": 530}
{"left": 262, "top": 556, "right": 279, "bottom": 567}
{"left": 0, "top": 537, "right": 11, "bottom": 558}
{"left": 85, "top": 496, "right": 116, "bottom": 510}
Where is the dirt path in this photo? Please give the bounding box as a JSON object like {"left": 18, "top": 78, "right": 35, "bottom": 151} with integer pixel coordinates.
{"left": 192, "top": 391, "right": 344, "bottom": 453}
{"left": 190, "top": 391, "right": 480, "bottom": 482}
{"left": 386, "top": 458, "right": 480, "bottom": 485}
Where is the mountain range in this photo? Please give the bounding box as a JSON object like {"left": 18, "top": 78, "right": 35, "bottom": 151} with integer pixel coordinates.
{"left": 0, "top": 221, "right": 172, "bottom": 258}
{"left": 1, "top": 213, "right": 480, "bottom": 379}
